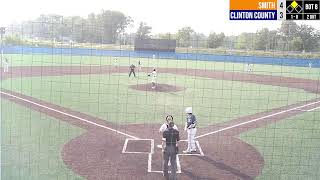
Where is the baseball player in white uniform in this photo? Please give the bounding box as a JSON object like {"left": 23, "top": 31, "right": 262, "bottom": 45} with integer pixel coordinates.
{"left": 158, "top": 115, "right": 178, "bottom": 150}
{"left": 138, "top": 60, "right": 142, "bottom": 71}
{"left": 3, "top": 58, "right": 9, "bottom": 73}
{"left": 183, "top": 107, "right": 197, "bottom": 153}
{"left": 148, "top": 69, "right": 157, "bottom": 89}
{"left": 113, "top": 57, "right": 118, "bottom": 68}
{"left": 159, "top": 115, "right": 178, "bottom": 133}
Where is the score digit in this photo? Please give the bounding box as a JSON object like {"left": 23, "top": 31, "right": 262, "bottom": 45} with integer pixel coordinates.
{"left": 280, "top": 2, "right": 283, "bottom": 8}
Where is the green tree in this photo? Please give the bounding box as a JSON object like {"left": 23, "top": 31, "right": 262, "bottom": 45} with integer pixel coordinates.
{"left": 289, "top": 37, "right": 303, "bottom": 51}
{"left": 207, "top": 33, "right": 225, "bottom": 48}
{"left": 278, "top": 21, "right": 299, "bottom": 51}
{"left": 254, "top": 28, "right": 279, "bottom": 51}
{"left": 279, "top": 21, "right": 299, "bottom": 38}
{"left": 176, "top": 26, "right": 194, "bottom": 47}
{"left": 235, "top": 33, "right": 254, "bottom": 50}
{"left": 97, "top": 10, "right": 133, "bottom": 44}
{"left": 192, "top": 33, "right": 207, "bottom": 48}
{"left": 254, "top": 28, "right": 270, "bottom": 50}
{"left": 155, "top": 33, "right": 174, "bottom": 39}
{"left": 296, "top": 25, "right": 320, "bottom": 51}
{"left": 135, "top": 22, "right": 152, "bottom": 40}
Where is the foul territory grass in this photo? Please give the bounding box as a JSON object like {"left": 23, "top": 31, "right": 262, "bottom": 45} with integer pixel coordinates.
{"left": 4, "top": 53, "right": 320, "bottom": 80}
{"left": 241, "top": 111, "right": 320, "bottom": 180}
{"left": 1, "top": 99, "right": 85, "bottom": 180}
{"left": 1, "top": 73, "right": 317, "bottom": 127}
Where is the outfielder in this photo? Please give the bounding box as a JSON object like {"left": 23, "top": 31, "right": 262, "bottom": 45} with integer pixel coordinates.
{"left": 148, "top": 69, "right": 157, "bottom": 89}
{"left": 113, "top": 57, "right": 118, "bottom": 68}
{"left": 183, "top": 107, "right": 197, "bottom": 153}
{"left": 138, "top": 60, "right": 142, "bottom": 71}
{"left": 3, "top": 58, "right": 9, "bottom": 73}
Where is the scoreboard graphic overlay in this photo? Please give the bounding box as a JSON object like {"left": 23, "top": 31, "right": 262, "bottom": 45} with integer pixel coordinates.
{"left": 230, "top": 0, "right": 320, "bottom": 20}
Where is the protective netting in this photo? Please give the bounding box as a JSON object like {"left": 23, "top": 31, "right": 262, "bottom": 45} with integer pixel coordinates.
{"left": 1, "top": 20, "right": 320, "bottom": 180}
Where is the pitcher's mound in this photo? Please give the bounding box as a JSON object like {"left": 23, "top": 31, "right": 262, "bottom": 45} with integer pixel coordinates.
{"left": 130, "top": 83, "right": 185, "bottom": 92}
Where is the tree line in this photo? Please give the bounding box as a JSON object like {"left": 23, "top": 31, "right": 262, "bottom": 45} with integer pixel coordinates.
{"left": 5, "top": 10, "right": 320, "bottom": 52}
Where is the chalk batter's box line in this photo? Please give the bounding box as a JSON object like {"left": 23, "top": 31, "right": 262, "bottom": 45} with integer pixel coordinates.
{"left": 122, "top": 139, "right": 154, "bottom": 154}
{"left": 148, "top": 154, "right": 182, "bottom": 174}
{"left": 178, "top": 140, "right": 205, "bottom": 157}
{"left": 121, "top": 138, "right": 204, "bottom": 174}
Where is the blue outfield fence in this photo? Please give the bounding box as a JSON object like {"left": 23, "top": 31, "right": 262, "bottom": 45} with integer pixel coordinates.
{"left": 3, "top": 45, "right": 320, "bottom": 68}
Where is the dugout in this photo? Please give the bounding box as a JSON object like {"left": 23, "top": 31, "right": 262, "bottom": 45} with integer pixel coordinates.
{"left": 134, "top": 39, "right": 176, "bottom": 52}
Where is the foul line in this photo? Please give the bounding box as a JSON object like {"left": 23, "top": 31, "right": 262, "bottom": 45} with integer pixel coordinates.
{"left": 0, "top": 90, "right": 139, "bottom": 140}
{"left": 304, "top": 106, "right": 320, "bottom": 112}
{"left": 196, "top": 99, "right": 320, "bottom": 139}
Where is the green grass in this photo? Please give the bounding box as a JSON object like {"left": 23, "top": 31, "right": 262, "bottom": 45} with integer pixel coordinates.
{"left": 240, "top": 111, "right": 320, "bottom": 180}
{"left": 1, "top": 99, "right": 85, "bottom": 180}
{"left": 5, "top": 53, "right": 320, "bottom": 80}
{"left": 1, "top": 73, "right": 317, "bottom": 127}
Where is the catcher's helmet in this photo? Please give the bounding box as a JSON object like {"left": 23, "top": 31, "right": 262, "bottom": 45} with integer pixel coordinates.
{"left": 166, "top": 115, "right": 173, "bottom": 122}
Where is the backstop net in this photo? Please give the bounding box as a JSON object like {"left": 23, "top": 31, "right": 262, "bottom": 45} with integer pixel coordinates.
{"left": 1, "top": 19, "right": 320, "bottom": 180}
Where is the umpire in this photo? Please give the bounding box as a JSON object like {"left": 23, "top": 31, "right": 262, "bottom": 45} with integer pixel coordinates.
{"left": 129, "top": 64, "right": 136, "bottom": 77}
{"left": 162, "top": 121, "right": 180, "bottom": 180}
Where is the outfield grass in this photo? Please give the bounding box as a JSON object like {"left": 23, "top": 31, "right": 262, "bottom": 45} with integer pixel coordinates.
{"left": 240, "top": 111, "right": 320, "bottom": 180}
{"left": 1, "top": 73, "right": 317, "bottom": 127}
{"left": 1, "top": 99, "right": 85, "bottom": 180}
{"left": 4, "top": 54, "right": 320, "bottom": 80}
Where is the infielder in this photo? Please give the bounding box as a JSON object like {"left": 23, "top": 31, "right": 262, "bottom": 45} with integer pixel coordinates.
{"left": 183, "top": 107, "right": 197, "bottom": 153}
{"left": 148, "top": 69, "right": 157, "bottom": 89}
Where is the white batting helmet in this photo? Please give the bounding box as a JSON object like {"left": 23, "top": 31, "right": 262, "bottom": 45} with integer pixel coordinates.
{"left": 185, "top": 107, "right": 192, "bottom": 114}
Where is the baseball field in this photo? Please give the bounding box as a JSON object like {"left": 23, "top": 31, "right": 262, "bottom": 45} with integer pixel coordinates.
{"left": 1, "top": 53, "right": 320, "bottom": 179}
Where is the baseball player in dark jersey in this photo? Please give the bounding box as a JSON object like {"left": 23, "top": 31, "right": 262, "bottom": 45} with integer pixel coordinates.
{"left": 162, "top": 121, "right": 180, "bottom": 180}
{"left": 129, "top": 64, "right": 136, "bottom": 77}
{"left": 183, "top": 107, "right": 197, "bottom": 153}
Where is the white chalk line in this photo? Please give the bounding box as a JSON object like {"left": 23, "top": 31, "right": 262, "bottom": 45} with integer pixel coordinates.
{"left": 177, "top": 140, "right": 204, "bottom": 157}
{"left": 296, "top": 106, "right": 320, "bottom": 112}
{"left": 122, "top": 139, "right": 154, "bottom": 154}
{"left": 196, "top": 99, "right": 320, "bottom": 139}
{"left": 0, "top": 90, "right": 139, "bottom": 140}
{"left": 307, "top": 106, "right": 320, "bottom": 112}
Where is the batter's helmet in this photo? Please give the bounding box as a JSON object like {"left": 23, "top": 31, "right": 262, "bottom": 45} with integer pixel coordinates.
{"left": 185, "top": 107, "right": 192, "bottom": 114}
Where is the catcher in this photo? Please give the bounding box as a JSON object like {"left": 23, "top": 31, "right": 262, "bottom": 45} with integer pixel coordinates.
{"left": 158, "top": 115, "right": 178, "bottom": 149}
